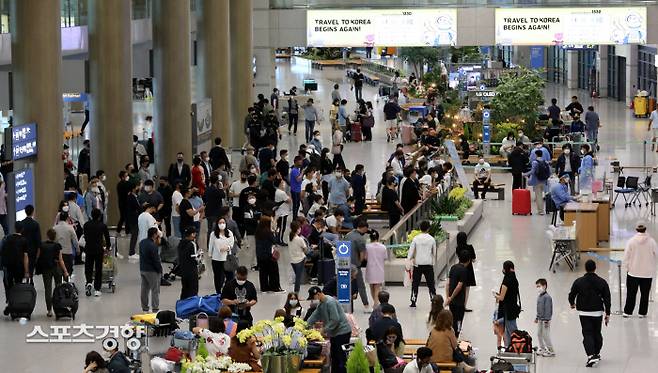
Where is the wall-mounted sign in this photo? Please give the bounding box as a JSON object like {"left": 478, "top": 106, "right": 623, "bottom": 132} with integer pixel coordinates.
{"left": 7, "top": 167, "right": 35, "bottom": 225}
{"left": 307, "top": 9, "right": 457, "bottom": 47}
{"left": 495, "top": 7, "right": 646, "bottom": 46}
{"left": 335, "top": 241, "right": 352, "bottom": 306}
{"left": 191, "top": 99, "right": 212, "bottom": 155}
{"left": 11, "top": 122, "right": 37, "bottom": 160}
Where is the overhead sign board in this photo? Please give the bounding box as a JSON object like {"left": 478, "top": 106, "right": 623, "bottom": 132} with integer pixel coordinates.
{"left": 307, "top": 9, "right": 457, "bottom": 47}
{"left": 11, "top": 123, "right": 37, "bottom": 160}
{"left": 495, "top": 7, "right": 647, "bottom": 46}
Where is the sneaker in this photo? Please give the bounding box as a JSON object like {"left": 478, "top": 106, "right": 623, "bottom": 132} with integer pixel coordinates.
{"left": 309, "top": 278, "right": 318, "bottom": 285}
{"left": 160, "top": 279, "right": 172, "bottom": 286}
{"left": 543, "top": 350, "right": 556, "bottom": 357}
{"left": 274, "top": 288, "right": 286, "bottom": 293}
{"left": 536, "top": 348, "right": 546, "bottom": 356}
{"left": 586, "top": 355, "right": 600, "bottom": 367}
{"left": 128, "top": 254, "right": 140, "bottom": 260}
{"left": 94, "top": 290, "right": 101, "bottom": 297}
{"left": 639, "top": 314, "right": 647, "bottom": 319}
{"left": 622, "top": 313, "right": 632, "bottom": 318}
{"left": 85, "top": 284, "right": 93, "bottom": 297}
{"left": 116, "top": 253, "right": 125, "bottom": 259}
{"left": 363, "top": 305, "right": 372, "bottom": 314}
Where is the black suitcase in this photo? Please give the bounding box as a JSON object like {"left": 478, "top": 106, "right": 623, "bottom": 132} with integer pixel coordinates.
{"left": 318, "top": 259, "right": 336, "bottom": 285}
{"left": 52, "top": 282, "right": 79, "bottom": 320}
{"left": 7, "top": 282, "right": 37, "bottom": 320}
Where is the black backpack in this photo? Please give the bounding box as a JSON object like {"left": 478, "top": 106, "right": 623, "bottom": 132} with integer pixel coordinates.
{"left": 535, "top": 160, "right": 550, "bottom": 181}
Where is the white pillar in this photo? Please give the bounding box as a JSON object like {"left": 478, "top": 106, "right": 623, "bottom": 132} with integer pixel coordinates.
{"left": 626, "top": 45, "right": 639, "bottom": 104}
{"left": 254, "top": 0, "right": 276, "bottom": 94}
{"left": 597, "top": 46, "right": 609, "bottom": 97}
{"left": 566, "top": 50, "right": 579, "bottom": 90}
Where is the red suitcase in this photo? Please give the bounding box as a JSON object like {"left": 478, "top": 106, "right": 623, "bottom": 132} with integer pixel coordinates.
{"left": 512, "top": 189, "right": 531, "bottom": 215}
{"left": 351, "top": 122, "right": 362, "bottom": 142}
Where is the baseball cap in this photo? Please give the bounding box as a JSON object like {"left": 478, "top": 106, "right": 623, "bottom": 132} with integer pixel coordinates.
{"left": 636, "top": 220, "right": 647, "bottom": 230}
{"left": 306, "top": 286, "right": 322, "bottom": 300}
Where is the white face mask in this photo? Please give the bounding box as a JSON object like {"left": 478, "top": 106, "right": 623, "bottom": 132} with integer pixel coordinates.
{"left": 315, "top": 136, "right": 321, "bottom": 140}
{"left": 537, "top": 286, "right": 545, "bottom": 294}
{"left": 218, "top": 223, "right": 226, "bottom": 230}
{"left": 289, "top": 299, "right": 298, "bottom": 307}
{"left": 581, "top": 149, "right": 586, "bottom": 155}
{"left": 248, "top": 198, "right": 256, "bottom": 205}
{"left": 144, "top": 186, "right": 152, "bottom": 192}
{"left": 250, "top": 168, "right": 256, "bottom": 174}
{"left": 478, "top": 160, "right": 485, "bottom": 165}
{"left": 236, "top": 280, "right": 246, "bottom": 286}
{"left": 91, "top": 187, "right": 100, "bottom": 194}
{"left": 124, "top": 176, "right": 130, "bottom": 181}
{"left": 518, "top": 132, "right": 524, "bottom": 137}
{"left": 62, "top": 206, "right": 70, "bottom": 212}
{"left": 101, "top": 175, "right": 106, "bottom": 182}
{"left": 564, "top": 149, "right": 570, "bottom": 155}
{"left": 335, "top": 172, "right": 342, "bottom": 178}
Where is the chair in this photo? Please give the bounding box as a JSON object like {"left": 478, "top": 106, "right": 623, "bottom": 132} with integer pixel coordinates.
{"left": 613, "top": 176, "right": 639, "bottom": 208}
{"left": 631, "top": 175, "right": 652, "bottom": 207}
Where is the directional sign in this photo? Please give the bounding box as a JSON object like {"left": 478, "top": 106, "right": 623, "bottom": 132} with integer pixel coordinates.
{"left": 336, "top": 241, "right": 352, "bottom": 305}
{"left": 482, "top": 109, "right": 491, "bottom": 144}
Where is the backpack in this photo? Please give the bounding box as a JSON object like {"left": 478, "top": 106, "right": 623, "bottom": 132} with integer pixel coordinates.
{"left": 506, "top": 329, "right": 533, "bottom": 353}
{"left": 535, "top": 160, "right": 550, "bottom": 181}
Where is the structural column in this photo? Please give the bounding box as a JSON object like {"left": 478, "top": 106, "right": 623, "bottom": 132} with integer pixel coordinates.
{"left": 152, "top": 0, "right": 192, "bottom": 176}
{"left": 89, "top": 0, "right": 133, "bottom": 224}
{"left": 10, "top": 0, "right": 62, "bottom": 231}
{"left": 597, "top": 46, "right": 609, "bottom": 97}
{"left": 230, "top": 0, "right": 254, "bottom": 148}
{"left": 254, "top": 0, "right": 276, "bottom": 97}
{"left": 625, "top": 45, "right": 639, "bottom": 104}
{"left": 566, "top": 50, "right": 579, "bottom": 89}
{"left": 197, "top": 0, "right": 231, "bottom": 145}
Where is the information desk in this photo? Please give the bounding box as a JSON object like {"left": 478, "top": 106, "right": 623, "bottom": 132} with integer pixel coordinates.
{"left": 563, "top": 202, "right": 599, "bottom": 252}
{"left": 591, "top": 196, "right": 610, "bottom": 242}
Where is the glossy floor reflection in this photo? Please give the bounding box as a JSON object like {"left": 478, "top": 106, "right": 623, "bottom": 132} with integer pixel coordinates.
{"left": 2, "top": 57, "right": 658, "bottom": 372}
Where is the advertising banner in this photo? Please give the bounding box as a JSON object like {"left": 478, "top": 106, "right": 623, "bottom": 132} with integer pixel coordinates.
{"left": 307, "top": 9, "right": 457, "bottom": 47}
{"left": 495, "top": 7, "right": 646, "bottom": 46}
{"left": 11, "top": 123, "right": 37, "bottom": 161}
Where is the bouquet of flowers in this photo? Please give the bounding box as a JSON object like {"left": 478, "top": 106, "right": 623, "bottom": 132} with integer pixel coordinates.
{"left": 181, "top": 355, "right": 251, "bottom": 373}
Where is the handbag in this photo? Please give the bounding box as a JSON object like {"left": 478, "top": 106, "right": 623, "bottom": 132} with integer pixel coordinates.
{"left": 450, "top": 338, "right": 466, "bottom": 363}
{"left": 361, "top": 115, "right": 375, "bottom": 128}
{"left": 490, "top": 358, "right": 514, "bottom": 372}
{"left": 272, "top": 247, "right": 281, "bottom": 261}
{"left": 223, "top": 254, "right": 239, "bottom": 272}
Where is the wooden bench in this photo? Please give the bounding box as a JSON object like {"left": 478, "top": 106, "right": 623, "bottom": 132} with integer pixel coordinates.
{"left": 300, "top": 369, "right": 321, "bottom": 373}
{"left": 303, "top": 356, "right": 326, "bottom": 368}
{"left": 311, "top": 60, "right": 346, "bottom": 70}
{"left": 473, "top": 183, "right": 506, "bottom": 200}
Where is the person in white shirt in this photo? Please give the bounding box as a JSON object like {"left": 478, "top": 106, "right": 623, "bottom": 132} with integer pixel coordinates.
{"left": 622, "top": 221, "right": 658, "bottom": 318}
{"left": 647, "top": 109, "right": 658, "bottom": 151}
{"left": 402, "top": 347, "right": 434, "bottom": 373}
{"left": 324, "top": 210, "right": 344, "bottom": 234}
{"left": 472, "top": 157, "right": 492, "bottom": 200}
{"left": 288, "top": 221, "right": 309, "bottom": 293}
{"left": 229, "top": 172, "right": 250, "bottom": 220}
{"left": 137, "top": 204, "right": 159, "bottom": 248}
{"left": 500, "top": 132, "right": 516, "bottom": 160}
{"left": 407, "top": 220, "right": 437, "bottom": 307}
{"left": 171, "top": 183, "right": 184, "bottom": 238}
{"left": 273, "top": 179, "right": 292, "bottom": 244}
{"left": 208, "top": 217, "right": 235, "bottom": 294}
{"left": 192, "top": 318, "right": 231, "bottom": 356}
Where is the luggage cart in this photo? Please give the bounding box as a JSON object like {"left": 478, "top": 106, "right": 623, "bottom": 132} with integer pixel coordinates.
{"left": 101, "top": 254, "right": 117, "bottom": 293}
{"left": 161, "top": 236, "right": 180, "bottom": 281}
{"left": 491, "top": 351, "right": 536, "bottom": 373}
{"left": 547, "top": 225, "right": 578, "bottom": 273}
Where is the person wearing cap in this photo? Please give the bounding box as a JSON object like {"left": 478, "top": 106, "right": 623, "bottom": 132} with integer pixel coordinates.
{"left": 239, "top": 145, "right": 259, "bottom": 175}
{"left": 555, "top": 143, "right": 580, "bottom": 195}
{"left": 622, "top": 221, "right": 658, "bottom": 318}
{"left": 177, "top": 226, "right": 200, "bottom": 299}
{"left": 306, "top": 286, "right": 352, "bottom": 373}
{"left": 366, "top": 303, "right": 403, "bottom": 343}
{"left": 303, "top": 98, "right": 319, "bottom": 143}
{"left": 529, "top": 139, "right": 551, "bottom": 164}
{"left": 550, "top": 174, "right": 576, "bottom": 222}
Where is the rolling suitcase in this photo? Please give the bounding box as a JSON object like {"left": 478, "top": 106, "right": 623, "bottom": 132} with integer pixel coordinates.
{"left": 512, "top": 189, "right": 531, "bottom": 215}
{"left": 318, "top": 259, "right": 336, "bottom": 285}
{"left": 7, "top": 281, "right": 37, "bottom": 320}
{"left": 351, "top": 122, "right": 362, "bottom": 142}
{"left": 52, "top": 281, "right": 79, "bottom": 320}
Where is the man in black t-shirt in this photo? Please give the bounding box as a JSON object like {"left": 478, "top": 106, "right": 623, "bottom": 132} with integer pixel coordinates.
{"left": 446, "top": 250, "right": 470, "bottom": 337}
{"left": 494, "top": 260, "right": 520, "bottom": 346}
{"left": 222, "top": 266, "right": 258, "bottom": 326}
{"left": 178, "top": 188, "right": 200, "bottom": 236}
{"left": 352, "top": 68, "right": 365, "bottom": 101}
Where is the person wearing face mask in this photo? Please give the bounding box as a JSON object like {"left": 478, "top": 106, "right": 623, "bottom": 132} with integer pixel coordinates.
{"left": 555, "top": 144, "right": 580, "bottom": 196}
{"left": 578, "top": 144, "right": 594, "bottom": 193}
{"left": 401, "top": 166, "right": 421, "bottom": 212}
{"left": 157, "top": 177, "right": 173, "bottom": 237}
{"left": 94, "top": 170, "right": 109, "bottom": 220}
{"left": 239, "top": 145, "right": 259, "bottom": 175}
{"left": 472, "top": 157, "right": 492, "bottom": 200}
{"left": 283, "top": 291, "right": 303, "bottom": 322}
{"left": 191, "top": 156, "right": 206, "bottom": 196}
{"left": 500, "top": 131, "right": 516, "bottom": 160}
{"left": 137, "top": 155, "right": 153, "bottom": 183}
{"left": 177, "top": 227, "right": 200, "bottom": 299}
{"left": 116, "top": 170, "right": 133, "bottom": 236}
{"left": 138, "top": 180, "right": 164, "bottom": 215}
{"left": 104, "top": 343, "right": 132, "bottom": 373}
{"left": 199, "top": 150, "right": 212, "bottom": 185}
{"left": 222, "top": 266, "right": 258, "bottom": 326}
{"left": 230, "top": 172, "right": 250, "bottom": 233}
{"left": 167, "top": 152, "right": 192, "bottom": 188}
{"left": 84, "top": 179, "right": 103, "bottom": 222}
{"left": 309, "top": 130, "right": 323, "bottom": 154}
{"left": 258, "top": 141, "right": 277, "bottom": 172}
{"left": 126, "top": 185, "right": 142, "bottom": 258}
{"left": 306, "top": 286, "right": 352, "bottom": 373}
{"left": 78, "top": 139, "right": 91, "bottom": 177}
{"left": 240, "top": 189, "right": 261, "bottom": 270}
{"left": 288, "top": 221, "right": 308, "bottom": 293}
{"left": 534, "top": 278, "right": 555, "bottom": 357}
{"left": 133, "top": 135, "right": 148, "bottom": 168}
{"left": 208, "top": 217, "right": 235, "bottom": 294}
{"left": 327, "top": 167, "right": 351, "bottom": 209}
{"left": 529, "top": 140, "right": 551, "bottom": 164}
{"left": 209, "top": 136, "right": 231, "bottom": 171}
{"left": 508, "top": 142, "right": 529, "bottom": 191}
{"left": 276, "top": 149, "right": 290, "bottom": 184}
{"left": 517, "top": 130, "right": 530, "bottom": 145}
{"left": 376, "top": 326, "right": 406, "bottom": 373}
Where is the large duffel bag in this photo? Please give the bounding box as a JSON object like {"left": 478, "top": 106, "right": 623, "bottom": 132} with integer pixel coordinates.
{"left": 53, "top": 281, "right": 79, "bottom": 320}
{"left": 175, "top": 294, "right": 221, "bottom": 319}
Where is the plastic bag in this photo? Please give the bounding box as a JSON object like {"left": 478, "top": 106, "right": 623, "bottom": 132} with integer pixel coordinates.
{"left": 150, "top": 356, "right": 176, "bottom": 373}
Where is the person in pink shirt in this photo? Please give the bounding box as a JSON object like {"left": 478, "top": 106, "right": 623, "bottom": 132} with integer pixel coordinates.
{"left": 365, "top": 230, "right": 387, "bottom": 307}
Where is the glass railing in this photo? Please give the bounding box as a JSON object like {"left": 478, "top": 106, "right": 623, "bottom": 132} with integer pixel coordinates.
{"left": 270, "top": 0, "right": 647, "bottom": 9}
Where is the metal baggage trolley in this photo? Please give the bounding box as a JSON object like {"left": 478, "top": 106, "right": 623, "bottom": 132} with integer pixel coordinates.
{"left": 491, "top": 350, "right": 537, "bottom": 373}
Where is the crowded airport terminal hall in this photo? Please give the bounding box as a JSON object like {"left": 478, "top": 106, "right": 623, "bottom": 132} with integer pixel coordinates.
{"left": 2, "top": 1, "right": 658, "bottom": 372}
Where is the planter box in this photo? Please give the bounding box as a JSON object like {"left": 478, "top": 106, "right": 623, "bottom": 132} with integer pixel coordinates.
{"left": 439, "top": 200, "right": 483, "bottom": 235}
